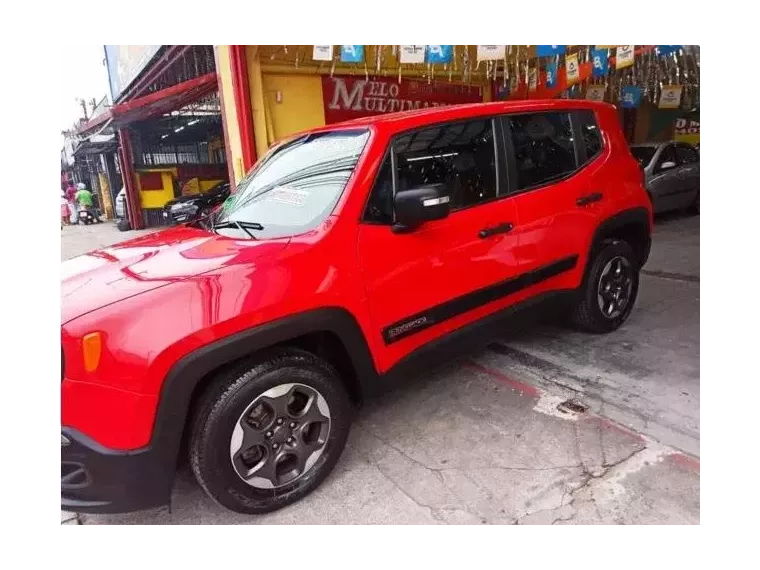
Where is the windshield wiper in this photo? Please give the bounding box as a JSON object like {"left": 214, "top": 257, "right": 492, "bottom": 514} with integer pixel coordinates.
{"left": 211, "top": 220, "right": 264, "bottom": 239}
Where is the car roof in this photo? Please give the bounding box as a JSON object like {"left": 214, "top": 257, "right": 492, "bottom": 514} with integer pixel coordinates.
{"left": 295, "top": 99, "right": 616, "bottom": 138}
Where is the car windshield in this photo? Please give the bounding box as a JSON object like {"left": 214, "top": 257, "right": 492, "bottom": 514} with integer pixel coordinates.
{"left": 213, "top": 129, "right": 370, "bottom": 239}
{"left": 630, "top": 146, "right": 657, "bottom": 167}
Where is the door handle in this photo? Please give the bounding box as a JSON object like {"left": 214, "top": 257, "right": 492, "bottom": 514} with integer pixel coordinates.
{"left": 479, "top": 222, "right": 513, "bottom": 239}
{"left": 576, "top": 192, "right": 603, "bottom": 206}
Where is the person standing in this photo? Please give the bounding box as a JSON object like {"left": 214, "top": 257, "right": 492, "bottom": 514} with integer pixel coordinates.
{"left": 66, "top": 183, "right": 78, "bottom": 224}
{"left": 60, "top": 191, "right": 70, "bottom": 228}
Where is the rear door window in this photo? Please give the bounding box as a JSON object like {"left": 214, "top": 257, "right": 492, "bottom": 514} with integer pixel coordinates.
{"left": 676, "top": 144, "right": 699, "bottom": 164}
{"left": 574, "top": 110, "right": 603, "bottom": 162}
{"left": 505, "top": 112, "right": 577, "bottom": 191}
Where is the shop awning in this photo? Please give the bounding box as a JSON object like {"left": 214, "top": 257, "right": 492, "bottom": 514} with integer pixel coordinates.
{"left": 76, "top": 71, "right": 219, "bottom": 136}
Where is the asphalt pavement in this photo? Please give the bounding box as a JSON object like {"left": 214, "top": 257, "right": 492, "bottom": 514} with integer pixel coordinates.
{"left": 62, "top": 214, "right": 700, "bottom": 525}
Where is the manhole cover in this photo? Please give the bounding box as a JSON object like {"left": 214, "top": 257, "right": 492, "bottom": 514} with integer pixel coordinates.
{"left": 557, "top": 399, "right": 588, "bottom": 414}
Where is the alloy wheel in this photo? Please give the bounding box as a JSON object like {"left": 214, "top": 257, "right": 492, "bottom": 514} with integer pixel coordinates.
{"left": 229, "top": 383, "right": 331, "bottom": 489}
{"left": 597, "top": 256, "right": 634, "bottom": 319}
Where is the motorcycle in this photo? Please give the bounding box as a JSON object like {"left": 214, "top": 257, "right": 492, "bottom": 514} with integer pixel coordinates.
{"left": 77, "top": 207, "right": 102, "bottom": 225}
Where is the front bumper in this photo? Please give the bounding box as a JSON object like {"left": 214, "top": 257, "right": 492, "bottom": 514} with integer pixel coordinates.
{"left": 61, "top": 427, "right": 174, "bottom": 514}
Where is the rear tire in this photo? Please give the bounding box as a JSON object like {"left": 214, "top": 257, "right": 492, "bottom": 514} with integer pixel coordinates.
{"left": 189, "top": 347, "right": 352, "bottom": 514}
{"left": 570, "top": 240, "right": 640, "bottom": 333}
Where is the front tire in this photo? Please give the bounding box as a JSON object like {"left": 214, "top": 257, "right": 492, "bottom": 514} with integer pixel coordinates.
{"left": 570, "top": 240, "right": 640, "bottom": 333}
{"left": 189, "top": 347, "right": 352, "bottom": 514}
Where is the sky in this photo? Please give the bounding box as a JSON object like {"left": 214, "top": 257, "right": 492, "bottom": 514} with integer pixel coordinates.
{"left": 58, "top": 45, "right": 112, "bottom": 134}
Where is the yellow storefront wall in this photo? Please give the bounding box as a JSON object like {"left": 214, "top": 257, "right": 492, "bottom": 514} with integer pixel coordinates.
{"left": 134, "top": 169, "right": 175, "bottom": 209}
{"left": 215, "top": 45, "right": 493, "bottom": 184}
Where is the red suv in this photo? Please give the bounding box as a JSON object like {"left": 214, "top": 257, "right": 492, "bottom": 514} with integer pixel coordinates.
{"left": 62, "top": 100, "right": 652, "bottom": 515}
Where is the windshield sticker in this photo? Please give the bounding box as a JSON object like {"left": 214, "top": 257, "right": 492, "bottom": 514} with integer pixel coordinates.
{"left": 269, "top": 187, "right": 309, "bottom": 206}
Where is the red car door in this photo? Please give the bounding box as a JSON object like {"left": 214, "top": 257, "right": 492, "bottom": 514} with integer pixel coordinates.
{"left": 501, "top": 109, "right": 607, "bottom": 294}
{"left": 357, "top": 117, "right": 520, "bottom": 373}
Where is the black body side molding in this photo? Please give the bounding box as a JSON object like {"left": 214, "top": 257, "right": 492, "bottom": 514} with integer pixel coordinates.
{"left": 383, "top": 255, "right": 578, "bottom": 344}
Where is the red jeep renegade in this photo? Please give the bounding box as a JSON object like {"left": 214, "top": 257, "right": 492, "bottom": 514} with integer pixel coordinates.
{"left": 61, "top": 100, "right": 652, "bottom": 515}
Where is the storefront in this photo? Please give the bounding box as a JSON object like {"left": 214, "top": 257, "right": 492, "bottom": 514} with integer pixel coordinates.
{"left": 215, "top": 45, "right": 699, "bottom": 185}
{"left": 102, "top": 45, "right": 230, "bottom": 229}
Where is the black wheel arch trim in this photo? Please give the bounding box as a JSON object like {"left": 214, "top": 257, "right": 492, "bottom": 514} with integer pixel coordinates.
{"left": 589, "top": 207, "right": 651, "bottom": 268}
{"left": 149, "top": 308, "right": 379, "bottom": 468}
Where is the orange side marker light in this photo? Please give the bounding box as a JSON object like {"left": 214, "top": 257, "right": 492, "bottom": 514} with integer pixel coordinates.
{"left": 82, "top": 332, "right": 102, "bottom": 372}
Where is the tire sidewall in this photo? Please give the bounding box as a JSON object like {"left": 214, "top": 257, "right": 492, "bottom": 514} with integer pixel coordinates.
{"left": 583, "top": 240, "right": 640, "bottom": 332}
{"left": 192, "top": 352, "right": 351, "bottom": 514}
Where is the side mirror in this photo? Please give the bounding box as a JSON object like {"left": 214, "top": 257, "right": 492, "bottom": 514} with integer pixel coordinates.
{"left": 393, "top": 184, "right": 451, "bottom": 233}
{"left": 660, "top": 161, "right": 677, "bottom": 171}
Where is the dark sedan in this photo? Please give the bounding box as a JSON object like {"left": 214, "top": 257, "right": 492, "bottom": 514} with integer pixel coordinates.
{"left": 163, "top": 182, "right": 231, "bottom": 224}
{"left": 630, "top": 142, "right": 699, "bottom": 215}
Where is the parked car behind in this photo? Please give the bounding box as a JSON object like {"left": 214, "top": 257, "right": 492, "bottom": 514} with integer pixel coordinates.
{"left": 630, "top": 141, "right": 699, "bottom": 215}
{"left": 163, "top": 182, "right": 231, "bottom": 224}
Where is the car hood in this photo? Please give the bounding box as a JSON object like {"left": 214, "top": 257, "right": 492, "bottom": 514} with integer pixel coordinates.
{"left": 61, "top": 226, "right": 289, "bottom": 325}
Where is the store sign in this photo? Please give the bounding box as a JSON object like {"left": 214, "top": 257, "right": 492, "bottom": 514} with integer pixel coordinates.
{"left": 322, "top": 75, "right": 482, "bottom": 123}
{"left": 104, "top": 45, "right": 161, "bottom": 100}
{"left": 659, "top": 85, "right": 683, "bottom": 109}
{"left": 674, "top": 117, "right": 700, "bottom": 144}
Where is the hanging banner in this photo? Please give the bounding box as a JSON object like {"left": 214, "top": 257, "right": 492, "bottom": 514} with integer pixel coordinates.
{"left": 566, "top": 53, "right": 580, "bottom": 84}
{"left": 659, "top": 85, "right": 683, "bottom": 109}
{"left": 656, "top": 45, "right": 682, "bottom": 57}
{"left": 621, "top": 85, "right": 643, "bottom": 108}
{"left": 426, "top": 45, "right": 453, "bottom": 64}
{"left": 616, "top": 45, "right": 635, "bottom": 69}
{"left": 528, "top": 68, "right": 538, "bottom": 91}
{"left": 591, "top": 49, "right": 609, "bottom": 77}
{"left": 340, "top": 45, "right": 364, "bottom": 63}
{"left": 536, "top": 45, "right": 566, "bottom": 57}
{"left": 586, "top": 85, "right": 606, "bottom": 102}
{"left": 321, "top": 75, "right": 482, "bottom": 123}
{"left": 546, "top": 61, "right": 558, "bottom": 88}
{"left": 399, "top": 45, "right": 426, "bottom": 64}
{"left": 477, "top": 45, "right": 506, "bottom": 61}
{"left": 312, "top": 45, "right": 333, "bottom": 62}
{"left": 674, "top": 116, "right": 700, "bottom": 144}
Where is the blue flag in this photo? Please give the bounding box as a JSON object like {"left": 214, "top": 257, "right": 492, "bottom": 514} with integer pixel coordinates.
{"left": 426, "top": 45, "right": 453, "bottom": 64}
{"left": 621, "top": 86, "right": 643, "bottom": 108}
{"left": 340, "top": 45, "right": 364, "bottom": 63}
{"left": 591, "top": 49, "right": 609, "bottom": 77}
{"left": 656, "top": 45, "right": 682, "bottom": 57}
{"left": 536, "top": 45, "right": 565, "bottom": 57}
{"left": 546, "top": 61, "right": 558, "bottom": 88}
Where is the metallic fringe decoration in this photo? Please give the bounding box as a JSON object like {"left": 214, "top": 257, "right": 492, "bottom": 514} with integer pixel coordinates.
{"left": 329, "top": 57, "right": 336, "bottom": 78}
{"left": 364, "top": 60, "right": 369, "bottom": 81}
